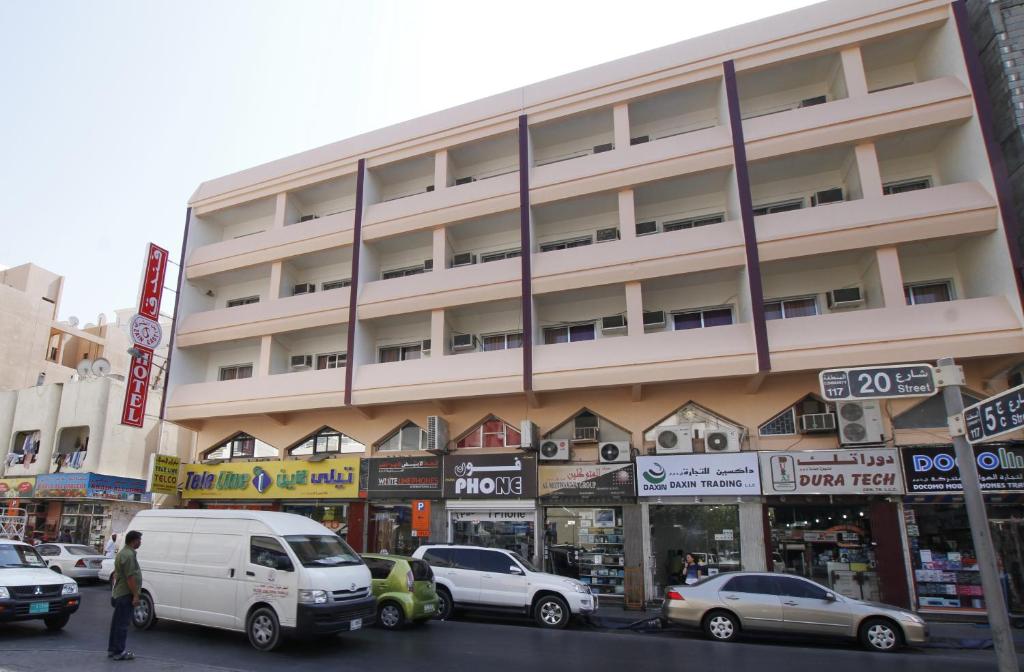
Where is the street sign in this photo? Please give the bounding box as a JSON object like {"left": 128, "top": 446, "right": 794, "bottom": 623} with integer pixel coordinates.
{"left": 963, "top": 382, "right": 1024, "bottom": 443}
{"left": 819, "top": 363, "right": 937, "bottom": 401}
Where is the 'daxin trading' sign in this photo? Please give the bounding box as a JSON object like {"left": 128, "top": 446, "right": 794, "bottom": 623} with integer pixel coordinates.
{"left": 121, "top": 243, "right": 170, "bottom": 427}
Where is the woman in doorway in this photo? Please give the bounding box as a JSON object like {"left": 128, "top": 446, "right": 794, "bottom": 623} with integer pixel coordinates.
{"left": 683, "top": 553, "right": 703, "bottom": 585}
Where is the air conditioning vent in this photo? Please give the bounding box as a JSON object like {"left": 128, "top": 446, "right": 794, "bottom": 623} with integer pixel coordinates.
{"left": 596, "top": 227, "right": 620, "bottom": 243}
{"left": 811, "top": 187, "right": 844, "bottom": 207}
{"left": 799, "top": 95, "right": 828, "bottom": 108}
{"left": 630, "top": 135, "right": 650, "bottom": 145}
{"left": 426, "top": 416, "right": 449, "bottom": 453}
{"left": 799, "top": 413, "right": 837, "bottom": 433}
{"left": 601, "top": 315, "right": 627, "bottom": 333}
{"left": 454, "top": 176, "right": 476, "bottom": 186}
{"left": 520, "top": 421, "right": 539, "bottom": 451}
{"left": 655, "top": 425, "right": 693, "bottom": 454}
{"left": 827, "top": 287, "right": 863, "bottom": 309}
{"left": 836, "top": 401, "right": 885, "bottom": 446}
{"left": 636, "top": 221, "right": 659, "bottom": 236}
{"left": 451, "top": 334, "right": 478, "bottom": 351}
{"left": 452, "top": 252, "right": 477, "bottom": 267}
{"left": 290, "top": 355, "right": 313, "bottom": 371}
{"left": 593, "top": 142, "right": 614, "bottom": 154}
{"left": 539, "top": 439, "right": 569, "bottom": 461}
{"left": 423, "top": 259, "right": 434, "bottom": 271}
{"left": 705, "top": 428, "right": 741, "bottom": 452}
{"left": 643, "top": 311, "right": 666, "bottom": 329}
{"left": 599, "top": 441, "right": 630, "bottom": 463}
{"left": 293, "top": 283, "right": 316, "bottom": 295}
{"left": 573, "top": 426, "right": 599, "bottom": 443}
{"left": 298, "top": 214, "right": 318, "bottom": 223}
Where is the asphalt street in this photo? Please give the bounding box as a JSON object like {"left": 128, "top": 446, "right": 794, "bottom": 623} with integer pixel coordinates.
{"left": 0, "top": 584, "right": 1016, "bottom": 672}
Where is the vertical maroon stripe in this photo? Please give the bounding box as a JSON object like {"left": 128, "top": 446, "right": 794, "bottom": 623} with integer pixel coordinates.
{"left": 723, "top": 60, "right": 771, "bottom": 372}
{"left": 518, "top": 114, "right": 534, "bottom": 393}
{"left": 159, "top": 206, "right": 191, "bottom": 420}
{"left": 952, "top": 0, "right": 1024, "bottom": 314}
{"left": 344, "top": 159, "right": 367, "bottom": 405}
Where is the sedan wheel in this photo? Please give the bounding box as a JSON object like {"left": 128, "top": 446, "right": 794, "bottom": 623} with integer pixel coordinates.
{"left": 860, "top": 618, "right": 900, "bottom": 652}
{"left": 703, "top": 611, "right": 739, "bottom": 642}
{"left": 378, "top": 603, "right": 405, "bottom": 630}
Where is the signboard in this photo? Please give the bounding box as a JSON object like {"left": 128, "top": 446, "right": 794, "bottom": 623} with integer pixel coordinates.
{"left": 0, "top": 477, "right": 34, "bottom": 499}
{"left": 34, "top": 473, "right": 151, "bottom": 502}
{"left": 760, "top": 448, "right": 904, "bottom": 495}
{"left": 449, "top": 510, "right": 536, "bottom": 523}
{"left": 120, "top": 346, "right": 154, "bottom": 428}
{"left": 130, "top": 314, "right": 163, "bottom": 350}
{"left": 138, "top": 243, "right": 170, "bottom": 321}
{"left": 443, "top": 453, "right": 537, "bottom": 499}
{"left": 963, "top": 383, "right": 1024, "bottom": 443}
{"left": 901, "top": 444, "right": 1024, "bottom": 493}
{"left": 182, "top": 456, "right": 360, "bottom": 500}
{"left": 635, "top": 453, "right": 760, "bottom": 497}
{"left": 538, "top": 463, "right": 635, "bottom": 500}
{"left": 120, "top": 243, "right": 169, "bottom": 428}
{"left": 147, "top": 454, "right": 180, "bottom": 496}
{"left": 820, "top": 363, "right": 936, "bottom": 401}
{"left": 365, "top": 456, "right": 442, "bottom": 498}
{"left": 411, "top": 499, "right": 431, "bottom": 537}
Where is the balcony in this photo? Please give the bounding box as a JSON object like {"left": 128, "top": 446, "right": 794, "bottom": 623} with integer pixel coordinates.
{"left": 288, "top": 173, "right": 357, "bottom": 224}
{"left": 629, "top": 78, "right": 722, "bottom": 147}
{"left": 534, "top": 191, "right": 618, "bottom": 252}
{"left": 198, "top": 197, "right": 276, "bottom": 243}
{"left": 534, "top": 284, "right": 627, "bottom": 348}
{"left": 532, "top": 107, "right": 614, "bottom": 168}
{"left": 634, "top": 168, "right": 732, "bottom": 238}
{"left": 739, "top": 51, "right": 847, "bottom": 121}
{"left": 269, "top": 324, "right": 347, "bottom": 376}
{"left": 277, "top": 247, "right": 353, "bottom": 298}
{"left": 447, "top": 131, "right": 518, "bottom": 186}
{"left": 862, "top": 25, "right": 962, "bottom": 95}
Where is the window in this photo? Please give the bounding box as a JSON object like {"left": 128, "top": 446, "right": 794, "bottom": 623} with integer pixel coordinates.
{"left": 543, "top": 323, "right": 596, "bottom": 344}
{"left": 480, "top": 249, "right": 521, "bottom": 263}
{"left": 322, "top": 279, "right": 351, "bottom": 291}
{"left": 37, "top": 545, "right": 60, "bottom": 557}
{"left": 226, "top": 296, "right": 260, "bottom": 308}
{"left": 364, "top": 557, "right": 396, "bottom": 580}
{"left": 250, "top": 536, "right": 293, "bottom": 571}
{"left": 540, "top": 237, "right": 592, "bottom": 252}
{"left": 218, "top": 364, "right": 253, "bottom": 381}
{"left": 451, "top": 548, "right": 481, "bottom": 570}
{"left": 759, "top": 408, "right": 796, "bottom": 437}
{"left": 662, "top": 213, "right": 725, "bottom": 232}
{"left": 672, "top": 307, "right": 733, "bottom": 330}
{"left": 285, "top": 534, "right": 362, "bottom": 568}
{"left": 378, "top": 423, "right": 428, "bottom": 452}
{"left": 204, "top": 432, "right": 277, "bottom": 460}
{"left": 456, "top": 417, "right": 522, "bottom": 449}
{"left": 775, "top": 576, "right": 829, "bottom": 600}
{"left": 883, "top": 177, "right": 931, "bottom": 195}
{"left": 422, "top": 548, "right": 455, "bottom": 568}
{"left": 290, "top": 427, "right": 364, "bottom": 455}
{"left": 481, "top": 332, "right": 523, "bottom": 351}
{"left": 764, "top": 297, "right": 818, "bottom": 320}
{"left": 480, "top": 550, "right": 516, "bottom": 574}
{"left": 316, "top": 352, "right": 346, "bottom": 370}
{"left": 410, "top": 559, "right": 433, "bottom": 581}
{"left": 752, "top": 199, "right": 804, "bottom": 216}
{"left": 381, "top": 266, "right": 425, "bottom": 280}
{"left": 379, "top": 343, "right": 423, "bottom": 363}
{"left": 904, "top": 281, "right": 952, "bottom": 306}
{"left": 722, "top": 575, "right": 778, "bottom": 594}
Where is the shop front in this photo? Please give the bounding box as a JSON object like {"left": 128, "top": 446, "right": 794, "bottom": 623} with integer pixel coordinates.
{"left": 443, "top": 453, "right": 539, "bottom": 565}
{"left": 538, "top": 462, "right": 636, "bottom": 598}
{"left": 637, "top": 453, "right": 762, "bottom": 600}
{"left": 759, "top": 448, "right": 909, "bottom": 607}
{"left": 33, "top": 473, "right": 152, "bottom": 548}
{"left": 364, "top": 455, "right": 443, "bottom": 555}
{"left": 901, "top": 443, "right": 1024, "bottom": 615}
{"left": 0, "top": 476, "right": 41, "bottom": 540}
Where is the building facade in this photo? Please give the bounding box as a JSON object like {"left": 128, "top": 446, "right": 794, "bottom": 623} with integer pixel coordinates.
{"left": 166, "top": 0, "right": 1024, "bottom": 614}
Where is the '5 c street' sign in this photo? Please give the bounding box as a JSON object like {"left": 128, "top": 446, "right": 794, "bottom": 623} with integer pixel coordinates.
{"left": 963, "top": 383, "right": 1024, "bottom": 443}
{"left": 819, "top": 364, "right": 937, "bottom": 402}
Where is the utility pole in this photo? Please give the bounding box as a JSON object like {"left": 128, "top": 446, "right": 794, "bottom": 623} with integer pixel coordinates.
{"left": 939, "top": 357, "right": 1019, "bottom": 672}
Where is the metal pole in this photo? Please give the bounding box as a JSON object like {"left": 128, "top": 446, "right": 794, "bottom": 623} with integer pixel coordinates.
{"left": 938, "top": 357, "right": 1019, "bottom": 672}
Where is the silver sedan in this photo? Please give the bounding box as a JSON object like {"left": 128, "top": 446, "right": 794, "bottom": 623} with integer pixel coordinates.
{"left": 661, "top": 572, "right": 928, "bottom": 652}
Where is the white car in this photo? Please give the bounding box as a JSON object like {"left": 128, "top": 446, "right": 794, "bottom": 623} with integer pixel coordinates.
{"left": 412, "top": 544, "right": 596, "bottom": 629}
{"left": 0, "top": 539, "right": 81, "bottom": 630}
{"left": 36, "top": 543, "right": 106, "bottom": 579}
{"left": 99, "top": 557, "right": 115, "bottom": 582}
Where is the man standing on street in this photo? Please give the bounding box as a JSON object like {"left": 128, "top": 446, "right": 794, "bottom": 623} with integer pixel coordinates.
{"left": 104, "top": 532, "right": 118, "bottom": 558}
{"left": 108, "top": 530, "right": 142, "bottom": 661}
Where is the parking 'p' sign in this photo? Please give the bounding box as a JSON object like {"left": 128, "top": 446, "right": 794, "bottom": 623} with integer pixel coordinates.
{"left": 819, "top": 363, "right": 937, "bottom": 402}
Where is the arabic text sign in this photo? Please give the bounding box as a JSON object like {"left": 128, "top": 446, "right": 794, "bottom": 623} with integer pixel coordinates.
{"left": 539, "top": 463, "right": 635, "bottom": 500}
{"left": 182, "top": 456, "right": 360, "bottom": 500}
{"left": 148, "top": 454, "right": 180, "bottom": 496}
{"left": 366, "top": 456, "right": 443, "bottom": 498}
{"left": 819, "top": 364, "right": 936, "bottom": 401}
{"left": 138, "top": 243, "right": 170, "bottom": 321}
{"left": 760, "top": 448, "right": 904, "bottom": 495}
{"left": 901, "top": 445, "right": 1024, "bottom": 493}
{"left": 443, "top": 453, "right": 537, "bottom": 499}
{"left": 636, "top": 453, "right": 760, "bottom": 497}
{"left": 963, "top": 383, "right": 1024, "bottom": 443}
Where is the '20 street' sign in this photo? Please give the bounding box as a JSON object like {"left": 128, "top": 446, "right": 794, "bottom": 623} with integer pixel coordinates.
{"left": 819, "top": 364, "right": 937, "bottom": 402}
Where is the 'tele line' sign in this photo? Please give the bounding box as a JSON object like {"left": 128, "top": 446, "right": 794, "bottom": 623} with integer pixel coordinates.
{"left": 963, "top": 383, "right": 1024, "bottom": 444}
{"left": 819, "top": 363, "right": 937, "bottom": 402}
{"left": 121, "top": 243, "right": 169, "bottom": 428}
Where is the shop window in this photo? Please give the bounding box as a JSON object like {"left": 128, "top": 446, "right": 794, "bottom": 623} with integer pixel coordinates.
{"left": 892, "top": 391, "right": 983, "bottom": 429}
{"left": 759, "top": 395, "right": 833, "bottom": 437}
{"left": 649, "top": 504, "right": 742, "bottom": 597}
{"left": 368, "top": 504, "right": 420, "bottom": 555}
{"left": 904, "top": 280, "right": 953, "bottom": 305}
{"left": 455, "top": 416, "right": 522, "bottom": 449}
{"left": 289, "top": 426, "right": 364, "bottom": 456}
{"left": 6, "top": 430, "right": 41, "bottom": 467}
{"left": 544, "top": 507, "right": 625, "bottom": 596}
{"left": 377, "top": 422, "right": 427, "bottom": 452}
{"left": 53, "top": 426, "right": 89, "bottom": 471}
{"left": 280, "top": 503, "right": 348, "bottom": 535}
{"left": 203, "top": 432, "right": 278, "bottom": 461}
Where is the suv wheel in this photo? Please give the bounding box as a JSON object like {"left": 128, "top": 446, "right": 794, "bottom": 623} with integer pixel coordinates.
{"left": 435, "top": 587, "right": 453, "bottom": 620}
{"left": 534, "top": 595, "right": 570, "bottom": 629}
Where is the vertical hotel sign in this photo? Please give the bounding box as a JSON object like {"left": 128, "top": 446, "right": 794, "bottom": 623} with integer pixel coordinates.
{"left": 121, "top": 243, "right": 169, "bottom": 427}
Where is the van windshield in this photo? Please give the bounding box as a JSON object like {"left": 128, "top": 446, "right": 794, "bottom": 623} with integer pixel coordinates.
{"left": 285, "top": 535, "right": 363, "bottom": 568}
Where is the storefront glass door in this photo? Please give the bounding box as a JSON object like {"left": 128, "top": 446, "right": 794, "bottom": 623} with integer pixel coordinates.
{"left": 648, "top": 505, "right": 741, "bottom": 597}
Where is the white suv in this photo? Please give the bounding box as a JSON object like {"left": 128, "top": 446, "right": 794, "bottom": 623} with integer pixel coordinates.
{"left": 411, "top": 544, "right": 596, "bottom": 629}
{"left": 0, "top": 539, "right": 81, "bottom": 631}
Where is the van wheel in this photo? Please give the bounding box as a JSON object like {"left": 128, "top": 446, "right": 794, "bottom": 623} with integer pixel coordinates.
{"left": 132, "top": 592, "right": 157, "bottom": 630}
{"left": 378, "top": 602, "right": 406, "bottom": 630}
{"left": 703, "top": 610, "right": 739, "bottom": 642}
{"left": 44, "top": 614, "right": 70, "bottom": 631}
{"left": 860, "top": 617, "right": 901, "bottom": 652}
{"left": 247, "top": 607, "right": 282, "bottom": 652}
{"left": 435, "top": 588, "right": 453, "bottom": 620}
{"left": 534, "top": 595, "right": 570, "bottom": 629}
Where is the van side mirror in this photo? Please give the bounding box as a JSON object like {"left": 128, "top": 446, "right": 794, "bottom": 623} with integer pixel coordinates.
{"left": 509, "top": 565, "right": 524, "bottom": 575}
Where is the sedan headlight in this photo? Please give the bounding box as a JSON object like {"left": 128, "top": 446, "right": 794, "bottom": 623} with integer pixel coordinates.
{"left": 62, "top": 583, "right": 78, "bottom": 596}
{"left": 0, "top": 587, "right": 9, "bottom": 599}
{"left": 899, "top": 611, "right": 925, "bottom": 625}
{"left": 298, "top": 589, "right": 328, "bottom": 605}
{"left": 562, "top": 579, "right": 586, "bottom": 593}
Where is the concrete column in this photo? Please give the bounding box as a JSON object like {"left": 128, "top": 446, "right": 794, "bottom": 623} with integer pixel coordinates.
{"left": 430, "top": 309, "right": 446, "bottom": 357}
{"left": 739, "top": 501, "right": 767, "bottom": 572}
{"left": 272, "top": 193, "right": 288, "bottom": 229}
{"left": 618, "top": 189, "right": 637, "bottom": 241}
{"left": 622, "top": 503, "right": 645, "bottom": 604}
{"left": 269, "top": 261, "right": 284, "bottom": 300}
{"left": 840, "top": 46, "right": 869, "bottom": 98}
{"left": 432, "top": 227, "right": 448, "bottom": 271}
{"left": 625, "top": 281, "right": 644, "bottom": 337}
{"left": 877, "top": 246, "right": 906, "bottom": 307}
{"left": 855, "top": 142, "right": 884, "bottom": 199}
{"left": 640, "top": 502, "right": 654, "bottom": 600}
{"left": 434, "top": 149, "right": 450, "bottom": 190}
{"left": 613, "top": 103, "right": 631, "bottom": 151}
{"left": 257, "top": 335, "right": 272, "bottom": 377}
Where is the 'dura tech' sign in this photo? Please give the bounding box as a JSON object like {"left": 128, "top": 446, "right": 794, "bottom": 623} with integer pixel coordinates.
{"left": 443, "top": 453, "right": 537, "bottom": 499}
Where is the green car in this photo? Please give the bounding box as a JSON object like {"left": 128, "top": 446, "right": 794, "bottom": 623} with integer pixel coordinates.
{"left": 362, "top": 553, "right": 439, "bottom": 630}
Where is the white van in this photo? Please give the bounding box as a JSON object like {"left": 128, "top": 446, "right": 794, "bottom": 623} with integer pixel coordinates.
{"left": 125, "top": 509, "right": 374, "bottom": 651}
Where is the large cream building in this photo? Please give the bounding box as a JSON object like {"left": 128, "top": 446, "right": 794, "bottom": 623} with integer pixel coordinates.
{"left": 166, "top": 0, "right": 1024, "bottom": 613}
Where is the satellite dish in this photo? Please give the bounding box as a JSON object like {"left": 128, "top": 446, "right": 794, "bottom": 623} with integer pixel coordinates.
{"left": 76, "top": 359, "right": 92, "bottom": 377}
{"left": 67, "top": 316, "right": 79, "bottom": 328}
{"left": 91, "top": 358, "right": 111, "bottom": 377}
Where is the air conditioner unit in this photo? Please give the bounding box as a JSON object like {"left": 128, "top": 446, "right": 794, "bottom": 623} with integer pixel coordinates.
{"left": 520, "top": 421, "right": 539, "bottom": 451}
{"left": 599, "top": 441, "right": 631, "bottom": 463}
{"left": 423, "top": 259, "right": 434, "bottom": 271}
{"left": 539, "top": 439, "right": 570, "bottom": 461}
{"left": 454, "top": 176, "right": 476, "bottom": 186}
{"left": 573, "top": 426, "right": 599, "bottom": 443}
{"left": 601, "top": 315, "right": 627, "bottom": 333}
{"left": 630, "top": 135, "right": 650, "bottom": 145}
{"left": 421, "top": 339, "right": 432, "bottom": 356}
{"left": 799, "top": 413, "right": 837, "bottom": 433}
{"left": 293, "top": 283, "right": 316, "bottom": 295}
{"left": 655, "top": 425, "right": 693, "bottom": 454}
{"left": 636, "top": 221, "right": 659, "bottom": 236}
{"left": 298, "top": 214, "right": 318, "bottom": 223}
{"left": 593, "top": 142, "right": 614, "bottom": 154}
{"left": 643, "top": 311, "right": 666, "bottom": 329}
{"left": 290, "top": 355, "right": 313, "bottom": 371}
{"left": 427, "top": 415, "right": 450, "bottom": 453}
{"left": 596, "top": 228, "right": 620, "bottom": 243}
{"left": 811, "top": 187, "right": 844, "bottom": 206}
{"left": 827, "top": 287, "right": 863, "bottom": 309}
{"left": 704, "top": 428, "right": 741, "bottom": 453}
{"left": 799, "top": 95, "right": 828, "bottom": 108}
{"left": 452, "top": 252, "right": 477, "bottom": 267}
{"left": 425, "top": 185, "right": 435, "bottom": 192}
{"left": 836, "top": 401, "right": 885, "bottom": 446}
{"left": 451, "top": 334, "right": 478, "bottom": 352}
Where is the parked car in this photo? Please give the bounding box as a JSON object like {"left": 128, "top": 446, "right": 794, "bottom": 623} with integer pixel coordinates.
{"left": 98, "top": 557, "right": 114, "bottom": 582}
{"left": 125, "top": 509, "right": 375, "bottom": 651}
{"left": 36, "top": 543, "right": 105, "bottom": 580}
{"left": 0, "top": 539, "right": 81, "bottom": 630}
{"left": 661, "top": 572, "right": 928, "bottom": 652}
{"left": 412, "top": 544, "right": 596, "bottom": 629}
{"left": 362, "top": 553, "right": 439, "bottom": 630}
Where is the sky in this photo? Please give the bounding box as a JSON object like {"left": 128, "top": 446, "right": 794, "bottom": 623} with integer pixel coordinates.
{"left": 0, "top": 0, "right": 818, "bottom": 324}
